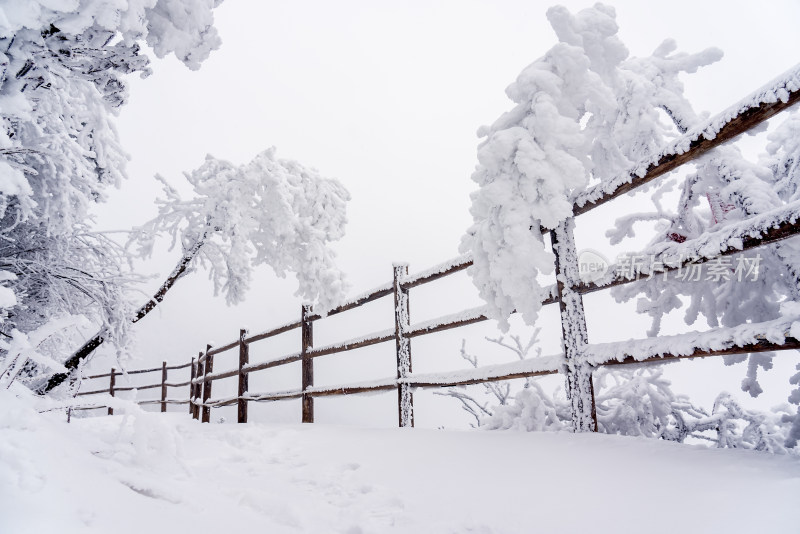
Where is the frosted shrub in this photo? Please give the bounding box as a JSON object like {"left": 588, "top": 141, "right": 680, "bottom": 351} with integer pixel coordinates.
{"left": 484, "top": 383, "right": 567, "bottom": 432}
{"left": 481, "top": 364, "right": 797, "bottom": 453}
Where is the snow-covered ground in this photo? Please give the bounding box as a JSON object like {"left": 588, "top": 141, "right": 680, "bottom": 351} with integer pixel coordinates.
{"left": 2, "top": 389, "right": 799, "bottom": 534}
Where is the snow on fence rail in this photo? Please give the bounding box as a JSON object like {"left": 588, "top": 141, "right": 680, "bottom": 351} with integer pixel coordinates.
{"left": 74, "top": 66, "right": 800, "bottom": 430}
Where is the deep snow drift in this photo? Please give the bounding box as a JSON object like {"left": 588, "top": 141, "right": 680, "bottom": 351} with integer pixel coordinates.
{"left": 2, "top": 389, "right": 799, "bottom": 534}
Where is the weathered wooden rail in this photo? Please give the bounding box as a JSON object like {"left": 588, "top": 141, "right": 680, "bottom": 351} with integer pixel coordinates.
{"left": 76, "top": 360, "right": 193, "bottom": 415}
{"left": 75, "top": 65, "right": 800, "bottom": 430}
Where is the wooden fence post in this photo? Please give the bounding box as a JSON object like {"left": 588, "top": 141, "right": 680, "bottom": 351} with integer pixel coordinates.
{"left": 238, "top": 328, "right": 249, "bottom": 424}
{"left": 107, "top": 367, "right": 116, "bottom": 416}
{"left": 551, "top": 218, "right": 597, "bottom": 432}
{"left": 301, "top": 304, "right": 314, "bottom": 423}
{"left": 160, "top": 361, "right": 168, "bottom": 413}
{"left": 201, "top": 344, "right": 214, "bottom": 423}
{"left": 393, "top": 263, "right": 414, "bottom": 427}
{"left": 193, "top": 351, "right": 203, "bottom": 420}
{"left": 189, "top": 357, "right": 196, "bottom": 415}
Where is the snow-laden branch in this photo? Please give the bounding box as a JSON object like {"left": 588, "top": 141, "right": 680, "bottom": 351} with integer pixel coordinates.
{"left": 45, "top": 149, "right": 351, "bottom": 393}
{"left": 132, "top": 149, "right": 350, "bottom": 312}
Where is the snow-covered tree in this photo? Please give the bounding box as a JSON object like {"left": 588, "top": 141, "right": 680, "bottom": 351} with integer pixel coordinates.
{"left": 0, "top": 0, "right": 224, "bottom": 235}
{"left": 461, "top": 3, "right": 800, "bottom": 445}
{"left": 42, "top": 149, "right": 350, "bottom": 393}
{"left": 0, "top": 3, "right": 353, "bottom": 394}
{"left": 461, "top": 4, "right": 722, "bottom": 331}
{"left": 0, "top": 0, "right": 225, "bottom": 390}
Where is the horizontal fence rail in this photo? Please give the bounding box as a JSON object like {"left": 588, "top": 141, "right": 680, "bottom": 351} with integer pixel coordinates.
{"left": 73, "top": 65, "right": 800, "bottom": 431}
{"left": 75, "top": 360, "right": 188, "bottom": 415}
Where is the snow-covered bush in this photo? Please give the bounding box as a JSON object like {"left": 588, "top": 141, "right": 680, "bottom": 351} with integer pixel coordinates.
{"left": 473, "top": 358, "right": 797, "bottom": 453}
{"left": 594, "top": 366, "right": 692, "bottom": 440}
{"left": 436, "top": 332, "right": 543, "bottom": 427}
{"left": 483, "top": 382, "right": 567, "bottom": 432}
{"left": 443, "top": 327, "right": 796, "bottom": 452}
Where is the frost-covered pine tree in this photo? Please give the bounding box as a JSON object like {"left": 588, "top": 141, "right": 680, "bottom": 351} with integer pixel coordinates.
{"left": 461, "top": 3, "right": 800, "bottom": 446}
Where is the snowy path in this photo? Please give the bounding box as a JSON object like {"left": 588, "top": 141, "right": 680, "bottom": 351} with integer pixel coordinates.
{"left": 3, "top": 400, "right": 800, "bottom": 534}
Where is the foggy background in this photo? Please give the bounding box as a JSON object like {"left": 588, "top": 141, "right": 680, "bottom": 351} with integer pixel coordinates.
{"left": 84, "top": 0, "right": 800, "bottom": 428}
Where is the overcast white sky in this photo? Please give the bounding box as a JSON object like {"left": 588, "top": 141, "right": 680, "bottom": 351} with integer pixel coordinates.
{"left": 88, "top": 1, "right": 800, "bottom": 427}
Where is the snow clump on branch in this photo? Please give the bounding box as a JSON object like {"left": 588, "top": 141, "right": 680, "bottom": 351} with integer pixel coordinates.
{"left": 132, "top": 149, "right": 351, "bottom": 314}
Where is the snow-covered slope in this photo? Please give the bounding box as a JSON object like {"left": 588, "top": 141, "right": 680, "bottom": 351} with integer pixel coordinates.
{"left": 2, "top": 390, "right": 798, "bottom": 534}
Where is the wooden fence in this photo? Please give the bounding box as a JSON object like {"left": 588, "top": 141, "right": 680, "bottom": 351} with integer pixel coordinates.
{"left": 76, "top": 360, "right": 193, "bottom": 415}
{"left": 76, "top": 66, "right": 800, "bottom": 430}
